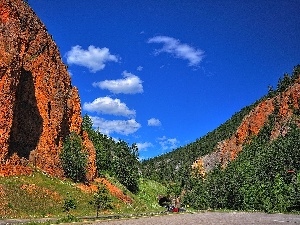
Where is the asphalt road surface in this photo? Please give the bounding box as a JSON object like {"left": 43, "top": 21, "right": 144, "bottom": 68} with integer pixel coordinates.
{"left": 92, "top": 212, "right": 300, "bottom": 225}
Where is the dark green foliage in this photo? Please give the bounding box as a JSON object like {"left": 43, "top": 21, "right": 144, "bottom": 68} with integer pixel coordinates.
{"left": 82, "top": 115, "right": 140, "bottom": 193}
{"left": 58, "top": 215, "right": 80, "bottom": 223}
{"left": 276, "top": 65, "right": 300, "bottom": 94}
{"left": 265, "top": 64, "right": 300, "bottom": 99}
{"left": 62, "top": 194, "right": 77, "bottom": 214}
{"left": 183, "top": 177, "right": 208, "bottom": 209}
{"left": 186, "top": 123, "right": 300, "bottom": 212}
{"left": 267, "top": 85, "right": 276, "bottom": 98}
{"left": 166, "top": 182, "right": 182, "bottom": 198}
{"left": 112, "top": 141, "right": 140, "bottom": 193}
{"left": 291, "top": 64, "right": 300, "bottom": 82}
{"left": 82, "top": 115, "right": 112, "bottom": 174}
{"left": 94, "top": 132, "right": 113, "bottom": 175}
{"left": 82, "top": 114, "right": 93, "bottom": 133}
{"left": 60, "top": 132, "right": 88, "bottom": 182}
{"left": 89, "top": 184, "right": 112, "bottom": 217}
{"left": 277, "top": 73, "right": 292, "bottom": 93}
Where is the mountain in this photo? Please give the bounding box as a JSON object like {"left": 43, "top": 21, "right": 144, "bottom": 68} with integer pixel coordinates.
{"left": 0, "top": 0, "right": 96, "bottom": 179}
{"left": 141, "top": 97, "right": 260, "bottom": 183}
{"left": 199, "top": 66, "right": 300, "bottom": 173}
{"left": 141, "top": 65, "right": 300, "bottom": 212}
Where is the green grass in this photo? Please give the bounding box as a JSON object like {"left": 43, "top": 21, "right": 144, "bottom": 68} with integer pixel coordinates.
{"left": 136, "top": 178, "right": 167, "bottom": 210}
{"left": 96, "top": 175, "right": 167, "bottom": 215}
{"left": 0, "top": 172, "right": 167, "bottom": 219}
{"left": 0, "top": 172, "right": 94, "bottom": 218}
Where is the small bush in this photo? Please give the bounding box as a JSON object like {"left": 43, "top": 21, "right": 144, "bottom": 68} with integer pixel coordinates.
{"left": 57, "top": 215, "right": 80, "bottom": 224}
{"left": 89, "top": 184, "right": 112, "bottom": 217}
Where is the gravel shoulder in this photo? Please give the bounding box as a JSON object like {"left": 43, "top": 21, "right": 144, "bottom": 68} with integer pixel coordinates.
{"left": 90, "top": 211, "right": 300, "bottom": 225}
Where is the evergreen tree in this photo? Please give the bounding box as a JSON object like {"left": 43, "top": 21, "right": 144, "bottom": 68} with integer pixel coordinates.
{"left": 60, "top": 132, "right": 88, "bottom": 182}
{"left": 90, "top": 184, "right": 112, "bottom": 217}
{"left": 113, "top": 141, "right": 140, "bottom": 193}
{"left": 81, "top": 115, "right": 140, "bottom": 192}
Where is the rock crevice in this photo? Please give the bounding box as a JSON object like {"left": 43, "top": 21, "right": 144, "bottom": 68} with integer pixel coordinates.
{"left": 8, "top": 67, "right": 43, "bottom": 159}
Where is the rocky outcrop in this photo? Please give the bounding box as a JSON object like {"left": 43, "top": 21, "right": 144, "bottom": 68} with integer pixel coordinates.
{"left": 198, "top": 72, "right": 300, "bottom": 174}
{"left": 0, "top": 0, "right": 96, "bottom": 179}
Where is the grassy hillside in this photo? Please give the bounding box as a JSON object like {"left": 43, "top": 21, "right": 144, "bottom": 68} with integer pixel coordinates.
{"left": 0, "top": 171, "right": 167, "bottom": 219}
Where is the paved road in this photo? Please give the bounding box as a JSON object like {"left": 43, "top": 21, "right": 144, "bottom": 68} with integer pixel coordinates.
{"left": 0, "top": 212, "right": 299, "bottom": 225}
{"left": 91, "top": 212, "right": 300, "bottom": 225}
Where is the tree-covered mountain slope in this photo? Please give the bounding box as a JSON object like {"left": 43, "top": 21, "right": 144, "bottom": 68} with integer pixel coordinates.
{"left": 141, "top": 65, "right": 300, "bottom": 212}
{"left": 141, "top": 101, "right": 259, "bottom": 183}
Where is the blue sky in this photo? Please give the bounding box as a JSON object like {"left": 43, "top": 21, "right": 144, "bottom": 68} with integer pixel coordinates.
{"left": 29, "top": 0, "right": 300, "bottom": 159}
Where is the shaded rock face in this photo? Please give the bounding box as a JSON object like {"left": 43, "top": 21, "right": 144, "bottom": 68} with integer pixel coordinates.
{"left": 8, "top": 68, "right": 42, "bottom": 159}
{"left": 198, "top": 75, "right": 300, "bottom": 174}
{"left": 0, "top": 0, "right": 96, "bottom": 179}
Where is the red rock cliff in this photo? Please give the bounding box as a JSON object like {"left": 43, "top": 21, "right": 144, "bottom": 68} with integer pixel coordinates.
{"left": 0, "top": 0, "right": 96, "bottom": 179}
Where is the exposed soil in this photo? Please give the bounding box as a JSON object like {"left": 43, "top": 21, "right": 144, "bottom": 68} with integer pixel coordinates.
{"left": 77, "top": 178, "right": 133, "bottom": 204}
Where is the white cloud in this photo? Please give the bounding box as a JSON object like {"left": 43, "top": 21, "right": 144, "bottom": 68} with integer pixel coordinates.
{"left": 93, "top": 71, "right": 143, "bottom": 94}
{"left": 90, "top": 116, "right": 141, "bottom": 135}
{"left": 157, "top": 136, "right": 179, "bottom": 151}
{"left": 148, "top": 118, "right": 161, "bottom": 126}
{"left": 83, "top": 96, "right": 135, "bottom": 118}
{"left": 137, "top": 66, "right": 143, "bottom": 71}
{"left": 66, "top": 45, "right": 119, "bottom": 73}
{"left": 148, "top": 36, "right": 204, "bottom": 66}
{"left": 136, "top": 142, "right": 154, "bottom": 151}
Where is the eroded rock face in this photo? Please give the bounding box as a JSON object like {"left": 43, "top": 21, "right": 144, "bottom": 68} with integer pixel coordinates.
{"left": 0, "top": 0, "right": 96, "bottom": 179}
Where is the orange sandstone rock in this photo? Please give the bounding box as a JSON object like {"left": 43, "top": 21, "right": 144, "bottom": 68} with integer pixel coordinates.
{"left": 0, "top": 0, "right": 96, "bottom": 179}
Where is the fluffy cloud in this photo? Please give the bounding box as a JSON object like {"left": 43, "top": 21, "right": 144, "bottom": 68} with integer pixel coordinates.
{"left": 157, "top": 136, "right": 179, "bottom": 151}
{"left": 147, "top": 118, "right": 161, "bottom": 126}
{"left": 93, "top": 71, "right": 143, "bottom": 94}
{"left": 83, "top": 96, "right": 135, "bottom": 118}
{"left": 148, "top": 36, "right": 204, "bottom": 66}
{"left": 90, "top": 116, "right": 141, "bottom": 135}
{"left": 136, "top": 142, "right": 154, "bottom": 151}
{"left": 66, "top": 45, "right": 119, "bottom": 73}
